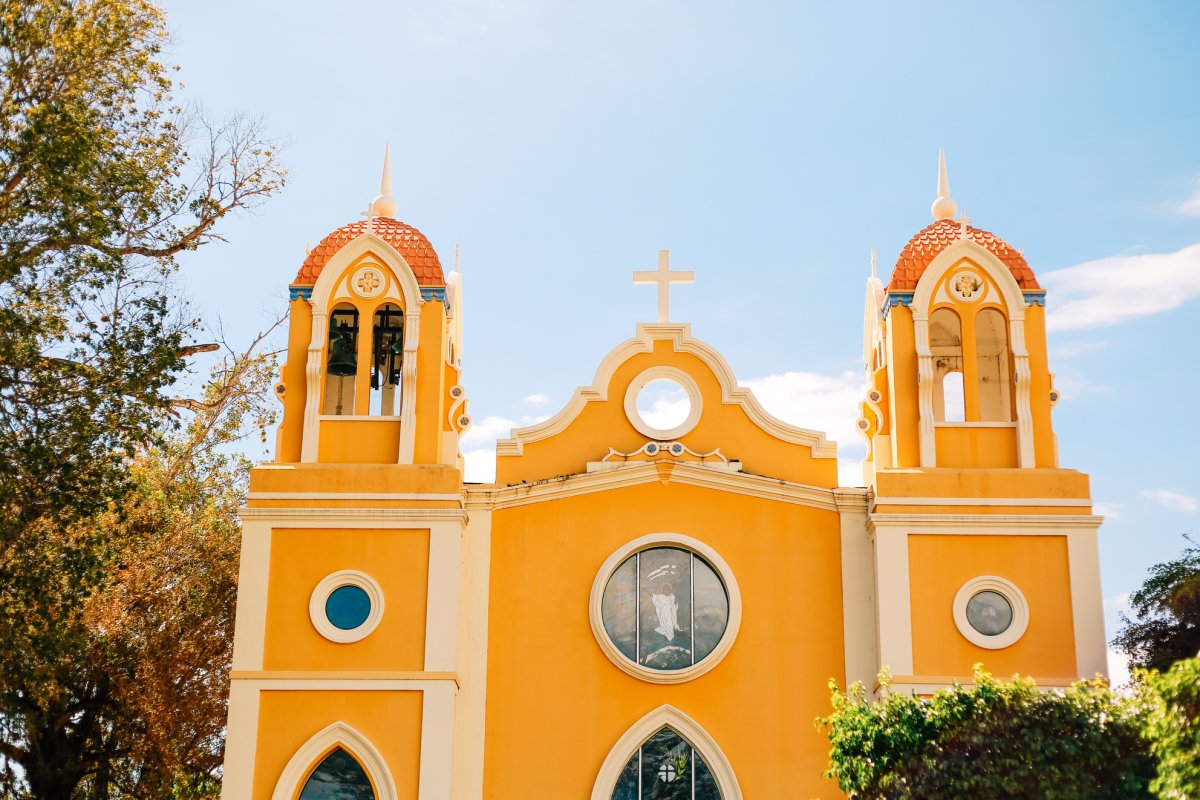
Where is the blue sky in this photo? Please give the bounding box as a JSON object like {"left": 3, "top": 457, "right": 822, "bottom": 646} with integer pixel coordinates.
{"left": 160, "top": 0, "right": 1200, "bottom": 679}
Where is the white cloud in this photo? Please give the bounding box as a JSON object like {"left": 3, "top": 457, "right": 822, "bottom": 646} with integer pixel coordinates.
{"left": 1041, "top": 243, "right": 1200, "bottom": 331}
{"left": 1104, "top": 591, "right": 1132, "bottom": 613}
{"left": 1093, "top": 501, "right": 1122, "bottom": 520}
{"left": 1107, "top": 648, "right": 1133, "bottom": 691}
{"left": 521, "top": 392, "right": 550, "bottom": 406}
{"left": 1049, "top": 338, "right": 1108, "bottom": 359}
{"left": 460, "top": 413, "right": 549, "bottom": 483}
{"left": 739, "top": 370, "right": 866, "bottom": 449}
{"left": 1178, "top": 179, "right": 1200, "bottom": 217}
{"left": 1139, "top": 489, "right": 1199, "bottom": 513}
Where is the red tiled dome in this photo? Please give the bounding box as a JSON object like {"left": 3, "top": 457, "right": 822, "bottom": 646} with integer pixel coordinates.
{"left": 887, "top": 218, "right": 1039, "bottom": 292}
{"left": 293, "top": 217, "right": 444, "bottom": 286}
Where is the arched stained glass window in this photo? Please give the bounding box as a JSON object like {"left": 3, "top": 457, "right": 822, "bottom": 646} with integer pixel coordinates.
{"left": 611, "top": 727, "right": 721, "bottom": 800}
{"left": 298, "top": 747, "right": 376, "bottom": 800}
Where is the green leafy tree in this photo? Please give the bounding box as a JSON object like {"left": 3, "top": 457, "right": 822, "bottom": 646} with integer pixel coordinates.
{"left": 1138, "top": 658, "right": 1200, "bottom": 800}
{"left": 818, "top": 668, "right": 1156, "bottom": 799}
{"left": 0, "top": 321, "right": 284, "bottom": 799}
{"left": 0, "top": 0, "right": 284, "bottom": 796}
{"left": 1113, "top": 538, "right": 1200, "bottom": 672}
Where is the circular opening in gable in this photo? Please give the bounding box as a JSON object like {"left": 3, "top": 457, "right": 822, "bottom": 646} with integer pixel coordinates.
{"left": 636, "top": 379, "right": 691, "bottom": 433}
{"left": 623, "top": 367, "right": 703, "bottom": 441}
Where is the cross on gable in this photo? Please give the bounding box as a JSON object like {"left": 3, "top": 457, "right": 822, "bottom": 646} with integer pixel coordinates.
{"left": 957, "top": 210, "right": 974, "bottom": 240}
{"left": 633, "top": 249, "right": 694, "bottom": 323}
{"left": 360, "top": 205, "right": 378, "bottom": 236}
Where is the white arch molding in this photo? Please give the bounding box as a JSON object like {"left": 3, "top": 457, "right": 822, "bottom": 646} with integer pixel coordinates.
{"left": 590, "top": 705, "right": 742, "bottom": 800}
{"left": 271, "top": 721, "right": 398, "bottom": 800}
{"left": 299, "top": 234, "right": 425, "bottom": 463}
{"left": 909, "top": 240, "right": 1035, "bottom": 468}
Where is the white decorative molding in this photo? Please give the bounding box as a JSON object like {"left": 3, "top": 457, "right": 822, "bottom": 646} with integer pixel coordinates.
{"left": 308, "top": 570, "right": 385, "bottom": 644}
{"left": 239, "top": 506, "right": 467, "bottom": 524}
{"left": 952, "top": 575, "right": 1030, "bottom": 649}
{"left": 299, "top": 234, "right": 424, "bottom": 464}
{"left": 350, "top": 265, "right": 386, "bottom": 298}
{"left": 246, "top": 492, "right": 463, "bottom": 502}
{"left": 496, "top": 323, "right": 837, "bottom": 459}
{"left": 462, "top": 461, "right": 840, "bottom": 512}
{"left": 600, "top": 440, "right": 728, "bottom": 463}
{"left": 588, "top": 533, "right": 743, "bottom": 685}
{"left": 872, "top": 496, "right": 1091, "bottom": 508}
{"left": 909, "top": 241, "right": 1034, "bottom": 468}
{"left": 271, "top": 721, "right": 398, "bottom": 800}
{"left": 590, "top": 705, "right": 742, "bottom": 800}
{"left": 622, "top": 365, "right": 703, "bottom": 440}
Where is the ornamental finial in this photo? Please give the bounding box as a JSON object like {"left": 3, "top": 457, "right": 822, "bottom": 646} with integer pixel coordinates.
{"left": 370, "top": 143, "right": 397, "bottom": 218}
{"left": 931, "top": 148, "right": 957, "bottom": 221}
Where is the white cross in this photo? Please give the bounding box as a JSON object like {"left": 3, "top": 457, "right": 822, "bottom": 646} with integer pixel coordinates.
{"left": 957, "top": 210, "right": 974, "bottom": 239}
{"left": 633, "top": 250, "right": 694, "bottom": 323}
{"left": 360, "top": 205, "right": 378, "bottom": 236}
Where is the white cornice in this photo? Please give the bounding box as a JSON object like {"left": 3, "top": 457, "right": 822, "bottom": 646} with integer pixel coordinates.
{"left": 239, "top": 507, "right": 466, "bottom": 524}
{"left": 495, "top": 323, "right": 838, "bottom": 459}
{"left": 464, "top": 461, "right": 840, "bottom": 511}
{"left": 868, "top": 513, "right": 1103, "bottom": 531}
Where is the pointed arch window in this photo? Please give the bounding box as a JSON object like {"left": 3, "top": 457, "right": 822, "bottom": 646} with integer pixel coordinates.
{"left": 975, "top": 308, "right": 1013, "bottom": 421}
{"left": 611, "top": 727, "right": 721, "bottom": 799}
{"left": 930, "top": 307, "right": 963, "bottom": 422}
{"left": 323, "top": 305, "right": 360, "bottom": 416}
{"left": 298, "top": 747, "right": 375, "bottom": 799}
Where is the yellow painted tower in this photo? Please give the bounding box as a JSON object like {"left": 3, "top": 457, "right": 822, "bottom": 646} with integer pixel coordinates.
{"left": 221, "top": 151, "right": 1107, "bottom": 799}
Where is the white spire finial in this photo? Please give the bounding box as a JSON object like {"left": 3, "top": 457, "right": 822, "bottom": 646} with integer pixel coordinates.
{"left": 931, "top": 148, "right": 957, "bottom": 221}
{"left": 370, "top": 143, "right": 397, "bottom": 218}
{"left": 870, "top": 248, "right": 877, "bottom": 280}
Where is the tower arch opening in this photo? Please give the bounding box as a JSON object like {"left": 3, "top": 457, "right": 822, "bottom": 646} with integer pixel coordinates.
{"left": 930, "top": 307, "right": 963, "bottom": 422}
{"left": 975, "top": 307, "right": 1013, "bottom": 421}
{"left": 324, "top": 304, "right": 361, "bottom": 416}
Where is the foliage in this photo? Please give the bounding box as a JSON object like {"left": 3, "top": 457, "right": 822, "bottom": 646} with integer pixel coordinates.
{"left": 1112, "top": 537, "right": 1200, "bottom": 673}
{"left": 1138, "top": 658, "right": 1200, "bottom": 800}
{"left": 818, "top": 667, "right": 1156, "bottom": 799}
{"left": 0, "top": 321, "right": 284, "bottom": 799}
{"left": 0, "top": 0, "right": 285, "bottom": 796}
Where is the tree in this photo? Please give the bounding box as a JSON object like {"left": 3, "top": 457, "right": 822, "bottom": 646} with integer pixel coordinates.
{"left": 818, "top": 668, "right": 1156, "bottom": 799}
{"left": 1112, "top": 537, "right": 1200, "bottom": 673}
{"left": 0, "top": 321, "right": 284, "bottom": 799}
{"left": 1138, "top": 658, "right": 1200, "bottom": 800}
{"left": 0, "top": 0, "right": 285, "bottom": 796}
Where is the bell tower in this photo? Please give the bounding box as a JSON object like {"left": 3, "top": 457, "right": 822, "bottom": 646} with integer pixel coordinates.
{"left": 856, "top": 151, "right": 1107, "bottom": 695}
{"left": 222, "top": 149, "right": 475, "bottom": 799}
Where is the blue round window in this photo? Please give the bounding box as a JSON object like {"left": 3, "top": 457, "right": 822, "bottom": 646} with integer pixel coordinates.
{"left": 325, "top": 584, "right": 372, "bottom": 631}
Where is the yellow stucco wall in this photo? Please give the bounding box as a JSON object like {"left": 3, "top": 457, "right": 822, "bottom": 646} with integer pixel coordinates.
{"left": 262, "top": 528, "right": 429, "bottom": 672}
{"left": 251, "top": 690, "right": 423, "bottom": 800}
{"left": 482, "top": 482, "right": 845, "bottom": 798}
{"left": 908, "top": 534, "right": 1077, "bottom": 679}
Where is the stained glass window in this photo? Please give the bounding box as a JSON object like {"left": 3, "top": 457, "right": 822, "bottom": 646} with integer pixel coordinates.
{"left": 298, "top": 747, "right": 375, "bottom": 800}
{"left": 611, "top": 727, "right": 721, "bottom": 799}
{"left": 325, "top": 585, "right": 371, "bottom": 631}
{"left": 966, "top": 590, "right": 1013, "bottom": 636}
{"left": 601, "top": 547, "right": 729, "bottom": 671}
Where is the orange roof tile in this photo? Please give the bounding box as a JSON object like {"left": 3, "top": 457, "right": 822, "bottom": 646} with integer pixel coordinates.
{"left": 887, "top": 218, "right": 1040, "bottom": 292}
{"left": 293, "top": 217, "right": 444, "bottom": 287}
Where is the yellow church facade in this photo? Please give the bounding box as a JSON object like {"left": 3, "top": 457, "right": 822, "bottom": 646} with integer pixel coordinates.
{"left": 220, "top": 152, "right": 1107, "bottom": 799}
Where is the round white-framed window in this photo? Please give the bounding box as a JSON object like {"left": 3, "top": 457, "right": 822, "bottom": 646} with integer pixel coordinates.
{"left": 309, "top": 570, "right": 385, "bottom": 644}
{"left": 952, "top": 575, "right": 1029, "bottom": 649}
{"left": 589, "top": 533, "right": 742, "bottom": 684}
{"left": 623, "top": 367, "right": 703, "bottom": 441}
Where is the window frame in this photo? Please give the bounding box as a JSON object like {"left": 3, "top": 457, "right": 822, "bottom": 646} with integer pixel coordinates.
{"left": 589, "top": 533, "right": 742, "bottom": 684}
{"left": 952, "top": 574, "right": 1029, "bottom": 649}
{"left": 309, "top": 570, "right": 386, "bottom": 644}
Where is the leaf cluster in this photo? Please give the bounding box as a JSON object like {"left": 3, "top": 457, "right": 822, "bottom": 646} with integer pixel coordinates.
{"left": 1138, "top": 659, "right": 1200, "bottom": 800}
{"left": 818, "top": 668, "right": 1155, "bottom": 799}
{"left": 1112, "top": 537, "right": 1200, "bottom": 673}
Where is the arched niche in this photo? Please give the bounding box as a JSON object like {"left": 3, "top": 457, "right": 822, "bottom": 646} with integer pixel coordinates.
{"left": 591, "top": 706, "right": 741, "bottom": 800}
{"left": 271, "top": 722, "right": 398, "bottom": 800}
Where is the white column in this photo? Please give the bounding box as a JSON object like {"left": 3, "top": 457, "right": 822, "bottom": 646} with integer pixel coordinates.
{"left": 872, "top": 525, "right": 914, "bottom": 676}
{"left": 419, "top": 682, "right": 457, "bottom": 800}
{"left": 1068, "top": 528, "right": 1108, "bottom": 679}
